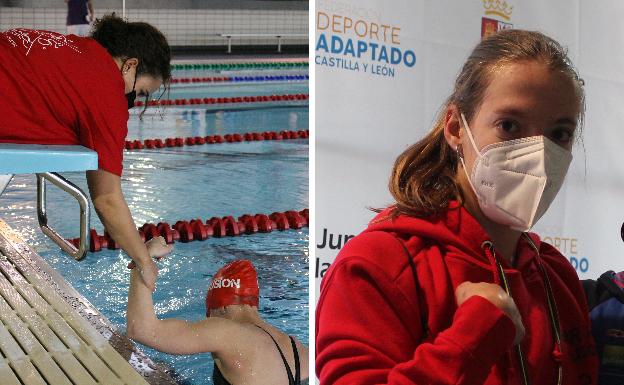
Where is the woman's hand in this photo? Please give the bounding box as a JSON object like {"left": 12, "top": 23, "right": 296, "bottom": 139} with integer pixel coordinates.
{"left": 127, "top": 237, "right": 174, "bottom": 290}
{"left": 455, "top": 281, "right": 525, "bottom": 345}
{"left": 136, "top": 258, "right": 159, "bottom": 292}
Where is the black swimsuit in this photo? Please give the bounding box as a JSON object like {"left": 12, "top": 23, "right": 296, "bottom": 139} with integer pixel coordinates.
{"left": 213, "top": 326, "right": 301, "bottom": 385}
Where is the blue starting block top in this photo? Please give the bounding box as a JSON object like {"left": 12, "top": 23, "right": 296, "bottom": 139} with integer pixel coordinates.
{"left": 0, "top": 144, "right": 98, "bottom": 174}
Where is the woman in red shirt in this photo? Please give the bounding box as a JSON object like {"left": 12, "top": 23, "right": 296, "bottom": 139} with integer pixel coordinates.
{"left": 0, "top": 15, "right": 170, "bottom": 291}
{"left": 316, "top": 30, "right": 599, "bottom": 384}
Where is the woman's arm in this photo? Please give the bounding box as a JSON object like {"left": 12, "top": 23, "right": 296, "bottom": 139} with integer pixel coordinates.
{"left": 316, "top": 260, "right": 516, "bottom": 385}
{"left": 126, "top": 238, "right": 233, "bottom": 355}
{"left": 315, "top": 234, "right": 517, "bottom": 385}
{"left": 86, "top": 169, "right": 158, "bottom": 290}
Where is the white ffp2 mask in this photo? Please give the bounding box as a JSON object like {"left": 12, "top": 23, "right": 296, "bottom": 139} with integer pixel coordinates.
{"left": 459, "top": 113, "right": 572, "bottom": 231}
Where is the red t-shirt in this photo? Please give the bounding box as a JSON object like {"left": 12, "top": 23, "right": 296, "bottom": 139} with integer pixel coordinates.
{"left": 0, "top": 28, "right": 128, "bottom": 176}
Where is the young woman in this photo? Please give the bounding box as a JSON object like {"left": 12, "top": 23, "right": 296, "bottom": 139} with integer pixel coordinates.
{"left": 0, "top": 15, "right": 171, "bottom": 290}
{"left": 316, "top": 30, "right": 599, "bottom": 384}
{"left": 126, "top": 237, "right": 309, "bottom": 385}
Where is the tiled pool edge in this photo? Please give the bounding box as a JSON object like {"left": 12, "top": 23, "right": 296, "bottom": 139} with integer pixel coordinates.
{"left": 0, "top": 219, "right": 178, "bottom": 385}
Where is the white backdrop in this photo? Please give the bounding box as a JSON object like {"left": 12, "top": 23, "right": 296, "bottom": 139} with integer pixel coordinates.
{"left": 315, "top": 0, "right": 624, "bottom": 297}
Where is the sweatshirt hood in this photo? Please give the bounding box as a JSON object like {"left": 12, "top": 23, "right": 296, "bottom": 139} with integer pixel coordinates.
{"left": 364, "top": 201, "right": 544, "bottom": 273}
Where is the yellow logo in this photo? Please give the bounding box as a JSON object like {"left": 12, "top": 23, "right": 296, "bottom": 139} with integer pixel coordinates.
{"left": 483, "top": 0, "right": 513, "bottom": 21}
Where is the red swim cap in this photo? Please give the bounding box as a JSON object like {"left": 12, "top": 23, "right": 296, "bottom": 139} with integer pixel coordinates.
{"left": 206, "top": 260, "right": 259, "bottom": 314}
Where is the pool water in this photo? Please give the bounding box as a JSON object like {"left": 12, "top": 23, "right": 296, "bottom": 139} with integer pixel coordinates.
{"left": 134, "top": 107, "right": 308, "bottom": 139}
{"left": 167, "top": 82, "right": 309, "bottom": 99}
{"left": 0, "top": 64, "right": 309, "bottom": 384}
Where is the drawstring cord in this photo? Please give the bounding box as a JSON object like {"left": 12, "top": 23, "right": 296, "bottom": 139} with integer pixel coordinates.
{"left": 481, "top": 240, "right": 531, "bottom": 385}
{"left": 482, "top": 241, "right": 502, "bottom": 285}
{"left": 525, "top": 234, "right": 564, "bottom": 385}
{"left": 480, "top": 237, "right": 563, "bottom": 385}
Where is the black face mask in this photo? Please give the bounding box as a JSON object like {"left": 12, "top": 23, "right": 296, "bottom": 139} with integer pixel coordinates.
{"left": 125, "top": 72, "right": 138, "bottom": 110}
{"left": 122, "top": 61, "right": 138, "bottom": 109}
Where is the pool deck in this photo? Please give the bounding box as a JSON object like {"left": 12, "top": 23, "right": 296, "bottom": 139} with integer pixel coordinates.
{"left": 0, "top": 219, "right": 177, "bottom": 385}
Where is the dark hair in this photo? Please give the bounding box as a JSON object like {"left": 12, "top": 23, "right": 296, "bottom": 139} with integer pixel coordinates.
{"left": 386, "top": 29, "right": 584, "bottom": 219}
{"left": 91, "top": 14, "right": 171, "bottom": 83}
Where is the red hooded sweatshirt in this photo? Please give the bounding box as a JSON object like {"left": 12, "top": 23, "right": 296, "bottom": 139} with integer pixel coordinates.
{"left": 316, "top": 202, "right": 598, "bottom": 384}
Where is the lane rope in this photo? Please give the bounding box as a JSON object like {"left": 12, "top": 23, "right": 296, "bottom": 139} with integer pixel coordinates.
{"left": 171, "top": 62, "right": 308, "bottom": 70}
{"left": 124, "top": 130, "right": 309, "bottom": 150}
{"left": 171, "top": 74, "right": 308, "bottom": 84}
{"left": 134, "top": 93, "right": 309, "bottom": 107}
{"left": 69, "top": 209, "right": 309, "bottom": 253}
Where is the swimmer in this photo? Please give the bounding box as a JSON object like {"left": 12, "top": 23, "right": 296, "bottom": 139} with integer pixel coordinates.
{"left": 126, "top": 236, "right": 309, "bottom": 385}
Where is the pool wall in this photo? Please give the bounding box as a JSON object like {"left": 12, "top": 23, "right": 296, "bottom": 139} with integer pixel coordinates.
{"left": 0, "top": 219, "right": 177, "bottom": 385}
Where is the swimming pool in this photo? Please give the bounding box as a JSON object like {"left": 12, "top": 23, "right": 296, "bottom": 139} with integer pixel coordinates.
{"left": 0, "top": 61, "right": 309, "bottom": 384}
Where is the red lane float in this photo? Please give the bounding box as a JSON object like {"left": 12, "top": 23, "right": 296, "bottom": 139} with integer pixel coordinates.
{"left": 70, "top": 208, "right": 309, "bottom": 252}
{"left": 125, "top": 130, "right": 309, "bottom": 150}
{"left": 134, "top": 94, "right": 309, "bottom": 107}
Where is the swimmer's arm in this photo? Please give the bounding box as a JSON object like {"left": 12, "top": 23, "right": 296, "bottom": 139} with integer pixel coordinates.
{"left": 127, "top": 268, "right": 231, "bottom": 355}
{"left": 86, "top": 169, "right": 157, "bottom": 290}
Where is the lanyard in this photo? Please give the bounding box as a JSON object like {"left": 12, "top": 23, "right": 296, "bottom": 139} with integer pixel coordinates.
{"left": 485, "top": 234, "right": 563, "bottom": 385}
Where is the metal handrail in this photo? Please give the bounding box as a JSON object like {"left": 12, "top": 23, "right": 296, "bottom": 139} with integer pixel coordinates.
{"left": 36, "top": 172, "right": 90, "bottom": 260}
{"left": 219, "top": 33, "right": 308, "bottom": 53}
